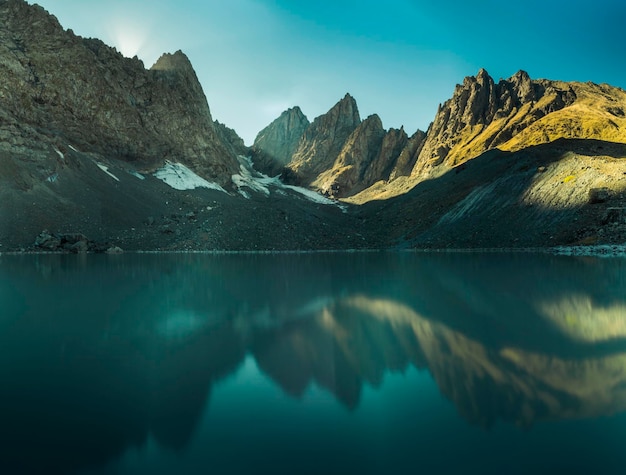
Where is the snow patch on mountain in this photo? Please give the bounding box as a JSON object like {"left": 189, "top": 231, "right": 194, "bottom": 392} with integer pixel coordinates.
{"left": 232, "top": 156, "right": 346, "bottom": 210}
{"left": 96, "top": 163, "right": 120, "bottom": 182}
{"left": 155, "top": 162, "right": 227, "bottom": 192}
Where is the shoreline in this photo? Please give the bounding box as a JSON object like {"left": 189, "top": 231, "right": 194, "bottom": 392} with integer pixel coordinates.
{"left": 1, "top": 244, "right": 625, "bottom": 258}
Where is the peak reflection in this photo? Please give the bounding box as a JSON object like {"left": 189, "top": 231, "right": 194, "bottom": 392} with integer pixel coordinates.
{"left": 1, "top": 252, "right": 625, "bottom": 473}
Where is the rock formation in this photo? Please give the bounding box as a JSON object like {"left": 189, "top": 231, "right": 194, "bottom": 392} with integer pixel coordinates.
{"left": 2, "top": 0, "right": 626, "bottom": 252}
{"left": 251, "top": 106, "right": 309, "bottom": 176}
{"left": 388, "top": 130, "right": 427, "bottom": 181}
{"left": 312, "top": 115, "right": 412, "bottom": 197}
{"left": 345, "top": 68, "right": 626, "bottom": 203}
{"left": 283, "top": 93, "right": 361, "bottom": 185}
{"left": 0, "top": 0, "right": 239, "bottom": 186}
{"left": 214, "top": 120, "right": 248, "bottom": 156}
{"left": 412, "top": 69, "right": 579, "bottom": 177}
{"left": 258, "top": 97, "right": 420, "bottom": 197}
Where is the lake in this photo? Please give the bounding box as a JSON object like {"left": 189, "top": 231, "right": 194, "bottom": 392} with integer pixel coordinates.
{"left": 1, "top": 251, "right": 626, "bottom": 474}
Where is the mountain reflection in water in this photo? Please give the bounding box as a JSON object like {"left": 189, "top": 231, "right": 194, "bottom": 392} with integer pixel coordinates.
{"left": 1, "top": 252, "right": 625, "bottom": 474}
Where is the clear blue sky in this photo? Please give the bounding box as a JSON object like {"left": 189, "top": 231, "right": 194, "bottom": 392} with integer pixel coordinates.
{"left": 31, "top": 0, "right": 626, "bottom": 144}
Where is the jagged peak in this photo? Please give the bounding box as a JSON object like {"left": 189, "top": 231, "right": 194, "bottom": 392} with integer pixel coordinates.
{"left": 476, "top": 67, "right": 490, "bottom": 78}
{"left": 507, "top": 70, "right": 533, "bottom": 90}
{"left": 458, "top": 68, "right": 491, "bottom": 90}
{"left": 476, "top": 68, "right": 494, "bottom": 86}
{"left": 459, "top": 68, "right": 494, "bottom": 87}
{"left": 362, "top": 113, "right": 383, "bottom": 128}
{"left": 335, "top": 92, "right": 358, "bottom": 109}
{"left": 304, "top": 93, "right": 361, "bottom": 131}
{"left": 256, "top": 106, "right": 309, "bottom": 136}
{"left": 511, "top": 69, "right": 531, "bottom": 81}
{"left": 283, "top": 106, "right": 308, "bottom": 121}
{"left": 150, "top": 50, "right": 193, "bottom": 72}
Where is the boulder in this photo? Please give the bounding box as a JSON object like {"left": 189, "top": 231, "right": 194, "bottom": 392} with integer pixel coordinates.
{"left": 589, "top": 187, "right": 610, "bottom": 204}
{"left": 34, "top": 230, "right": 61, "bottom": 250}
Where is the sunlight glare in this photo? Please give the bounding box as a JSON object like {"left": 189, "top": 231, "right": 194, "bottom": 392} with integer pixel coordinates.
{"left": 106, "top": 17, "right": 150, "bottom": 59}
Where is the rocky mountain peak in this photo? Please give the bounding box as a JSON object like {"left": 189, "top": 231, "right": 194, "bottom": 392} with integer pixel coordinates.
{"left": 151, "top": 50, "right": 194, "bottom": 73}
{"left": 250, "top": 106, "right": 310, "bottom": 175}
{"left": 510, "top": 69, "right": 531, "bottom": 83}
{"left": 2, "top": 0, "right": 63, "bottom": 34}
{"left": 284, "top": 106, "right": 308, "bottom": 124}
{"left": 411, "top": 68, "right": 579, "bottom": 177}
{"left": 475, "top": 67, "right": 491, "bottom": 84}
{"left": 253, "top": 106, "right": 309, "bottom": 153}
{"left": 506, "top": 69, "right": 535, "bottom": 103}
{"left": 283, "top": 94, "right": 362, "bottom": 185}
{"left": 0, "top": 0, "right": 240, "bottom": 186}
{"left": 362, "top": 113, "right": 383, "bottom": 130}
{"left": 332, "top": 93, "right": 361, "bottom": 127}
{"left": 312, "top": 114, "right": 415, "bottom": 198}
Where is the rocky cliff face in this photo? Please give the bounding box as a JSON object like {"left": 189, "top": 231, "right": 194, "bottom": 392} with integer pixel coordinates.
{"left": 388, "top": 130, "right": 427, "bottom": 181}
{"left": 284, "top": 94, "right": 361, "bottom": 185}
{"left": 259, "top": 96, "right": 417, "bottom": 197}
{"left": 312, "top": 115, "right": 411, "bottom": 197}
{"left": 412, "top": 69, "right": 579, "bottom": 177}
{"left": 252, "top": 68, "right": 626, "bottom": 204}
{"left": 214, "top": 120, "right": 248, "bottom": 157}
{"left": 0, "top": 0, "right": 239, "bottom": 186}
{"left": 251, "top": 106, "right": 309, "bottom": 176}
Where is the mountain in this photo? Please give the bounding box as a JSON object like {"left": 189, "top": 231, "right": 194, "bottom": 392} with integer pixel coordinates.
{"left": 261, "top": 96, "right": 424, "bottom": 198}
{"left": 214, "top": 119, "right": 248, "bottom": 156}
{"left": 312, "top": 115, "right": 411, "bottom": 197}
{"left": 409, "top": 68, "right": 626, "bottom": 179}
{"left": 259, "top": 68, "right": 626, "bottom": 204}
{"left": 0, "top": 0, "right": 366, "bottom": 252}
{"left": 1, "top": 0, "right": 625, "bottom": 252}
{"left": 0, "top": 0, "right": 239, "bottom": 185}
{"left": 283, "top": 93, "right": 361, "bottom": 185}
{"left": 251, "top": 106, "right": 310, "bottom": 176}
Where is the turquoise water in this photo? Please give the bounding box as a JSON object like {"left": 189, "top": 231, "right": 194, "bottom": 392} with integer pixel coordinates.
{"left": 1, "top": 252, "right": 626, "bottom": 474}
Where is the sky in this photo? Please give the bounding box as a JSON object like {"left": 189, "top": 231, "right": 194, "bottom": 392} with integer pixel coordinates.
{"left": 31, "top": 0, "right": 626, "bottom": 145}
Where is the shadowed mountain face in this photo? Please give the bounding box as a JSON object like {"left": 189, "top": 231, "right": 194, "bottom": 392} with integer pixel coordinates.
{"left": 357, "top": 138, "right": 626, "bottom": 248}
{"left": 251, "top": 106, "right": 310, "bottom": 176}
{"left": 0, "top": 0, "right": 239, "bottom": 186}
{"left": 2, "top": 252, "right": 626, "bottom": 473}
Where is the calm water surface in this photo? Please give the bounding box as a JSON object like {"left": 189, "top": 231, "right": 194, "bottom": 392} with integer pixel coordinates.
{"left": 1, "top": 252, "right": 626, "bottom": 474}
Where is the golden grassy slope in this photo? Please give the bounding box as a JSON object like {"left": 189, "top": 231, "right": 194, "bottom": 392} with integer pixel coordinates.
{"left": 350, "top": 81, "right": 626, "bottom": 204}
{"left": 438, "top": 81, "right": 626, "bottom": 168}
{"left": 503, "top": 82, "right": 626, "bottom": 151}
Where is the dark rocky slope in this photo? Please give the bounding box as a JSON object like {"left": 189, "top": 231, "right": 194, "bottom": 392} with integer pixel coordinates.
{"left": 0, "top": 0, "right": 239, "bottom": 186}
{"left": 359, "top": 139, "right": 626, "bottom": 249}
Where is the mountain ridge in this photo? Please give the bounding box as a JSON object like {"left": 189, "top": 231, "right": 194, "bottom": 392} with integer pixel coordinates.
{"left": 1, "top": 0, "right": 625, "bottom": 252}
{"left": 0, "top": 0, "right": 239, "bottom": 186}
{"left": 257, "top": 68, "right": 626, "bottom": 203}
